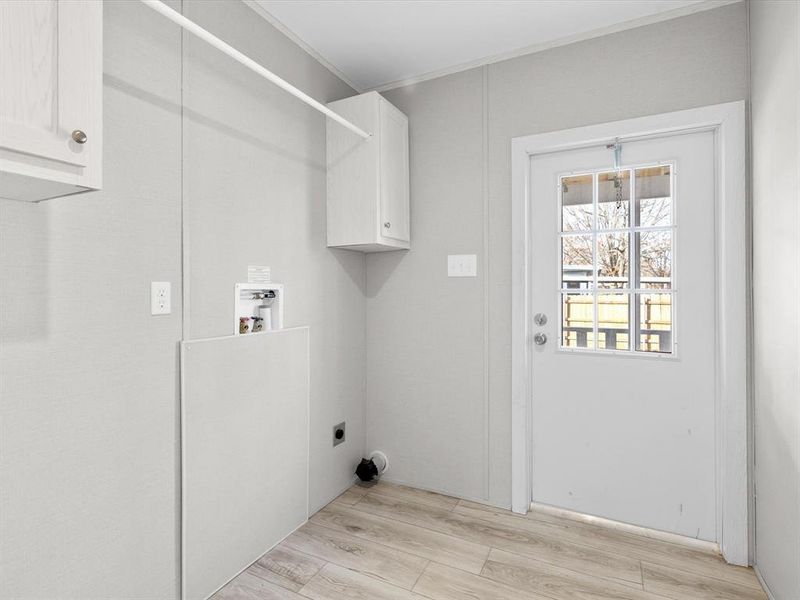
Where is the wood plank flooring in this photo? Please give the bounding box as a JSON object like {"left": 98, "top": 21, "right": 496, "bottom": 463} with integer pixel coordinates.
{"left": 213, "top": 482, "right": 766, "bottom": 600}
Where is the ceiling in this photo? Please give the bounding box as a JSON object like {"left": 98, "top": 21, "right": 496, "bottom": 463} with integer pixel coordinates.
{"left": 254, "top": 0, "right": 731, "bottom": 91}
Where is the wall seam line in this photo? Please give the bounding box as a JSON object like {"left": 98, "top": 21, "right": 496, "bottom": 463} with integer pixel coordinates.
{"left": 178, "top": 1, "right": 186, "bottom": 597}
{"left": 482, "top": 65, "right": 491, "bottom": 502}
{"left": 363, "top": 252, "right": 368, "bottom": 471}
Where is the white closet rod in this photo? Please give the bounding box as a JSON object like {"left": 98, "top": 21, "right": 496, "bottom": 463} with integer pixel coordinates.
{"left": 138, "top": 0, "right": 372, "bottom": 139}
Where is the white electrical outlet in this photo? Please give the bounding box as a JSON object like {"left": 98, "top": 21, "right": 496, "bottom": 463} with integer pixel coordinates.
{"left": 447, "top": 254, "right": 477, "bottom": 277}
{"left": 151, "top": 282, "right": 171, "bottom": 315}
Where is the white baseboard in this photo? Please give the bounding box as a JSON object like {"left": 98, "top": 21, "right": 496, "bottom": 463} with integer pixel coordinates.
{"left": 378, "top": 475, "right": 509, "bottom": 510}
{"left": 530, "top": 502, "right": 721, "bottom": 554}
{"left": 754, "top": 565, "right": 777, "bottom": 600}
{"left": 203, "top": 517, "right": 308, "bottom": 600}
{"left": 373, "top": 478, "right": 728, "bottom": 559}
{"left": 311, "top": 475, "right": 360, "bottom": 515}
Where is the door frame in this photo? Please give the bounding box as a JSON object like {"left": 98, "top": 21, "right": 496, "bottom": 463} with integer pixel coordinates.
{"left": 510, "top": 101, "right": 749, "bottom": 565}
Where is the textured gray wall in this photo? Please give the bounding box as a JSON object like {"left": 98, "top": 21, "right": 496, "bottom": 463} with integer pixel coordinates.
{"left": 0, "top": 1, "right": 361, "bottom": 597}
{"left": 181, "top": 0, "right": 365, "bottom": 518}
{"left": 750, "top": 2, "right": 800, "bottom": 598}
{"left": 0, "top": 2, "right": 182, "bottom": 596}
{"left": 369, "top": 2, "right": 749, "bottom": 508}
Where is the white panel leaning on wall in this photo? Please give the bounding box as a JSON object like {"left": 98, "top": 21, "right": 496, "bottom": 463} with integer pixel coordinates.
{"left": 181, "top": 327, "right": 310, "bottom": 600}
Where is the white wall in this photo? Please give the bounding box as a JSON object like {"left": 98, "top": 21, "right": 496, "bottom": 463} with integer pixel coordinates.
{"left": 368, "top": 3, "right": 749, "bottom": 507}
{"left": 0, "top": 1, "right": 362, "bottom": 597}
{"left": 750, "top": 2, "right": 800, "bottom": 598}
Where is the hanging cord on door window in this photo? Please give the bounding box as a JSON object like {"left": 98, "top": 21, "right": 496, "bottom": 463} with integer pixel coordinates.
{"left": 607, "top": 139, "right": 623, "bottom": 209}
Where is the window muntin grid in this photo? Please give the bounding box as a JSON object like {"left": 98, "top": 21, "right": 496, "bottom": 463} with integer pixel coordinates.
{"left": 559, "top": 164, "right": 674, "bottom": 355}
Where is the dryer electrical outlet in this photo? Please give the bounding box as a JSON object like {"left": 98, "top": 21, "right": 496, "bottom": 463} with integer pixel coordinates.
{"left": 333, "top": 422, "right": 346, "bottom": 447}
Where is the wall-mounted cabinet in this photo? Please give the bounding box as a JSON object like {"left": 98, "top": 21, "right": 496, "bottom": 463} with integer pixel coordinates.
{"left": 327, "top": 92, "right": 410, "bottom": 252}
{"left": 0, "top": 0, "right": 102, "bottom": 202}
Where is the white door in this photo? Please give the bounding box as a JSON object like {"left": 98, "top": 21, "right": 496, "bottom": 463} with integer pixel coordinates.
{"left": 530, "top": 130, "right": 717, "bottom": 541}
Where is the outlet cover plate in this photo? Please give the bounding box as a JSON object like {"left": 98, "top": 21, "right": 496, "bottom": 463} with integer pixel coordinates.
{"left": 151, "top": 282, "right": 171, "bottom": 315}
{"left": 333, "top": 421, "right": 346, "bottom": 447}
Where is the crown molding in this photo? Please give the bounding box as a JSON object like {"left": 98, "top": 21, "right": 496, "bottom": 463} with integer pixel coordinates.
{"left": 368, "top": 0, "right": 741, "bottom": 92}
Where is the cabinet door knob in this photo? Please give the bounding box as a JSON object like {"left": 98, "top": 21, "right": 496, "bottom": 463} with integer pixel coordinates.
{"left": 384, "top": 222, "right": 391, "bottom": 229}
{"left": 71, "top": 130, "right": 87, "bottom": 144}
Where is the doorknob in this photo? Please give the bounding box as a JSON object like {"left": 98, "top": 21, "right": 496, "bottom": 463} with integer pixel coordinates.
{"left": 533, "top": 332, "right": 547, "bottom": 346}
{"left": 534, "top": 313, "right": 547, "bottom": 326}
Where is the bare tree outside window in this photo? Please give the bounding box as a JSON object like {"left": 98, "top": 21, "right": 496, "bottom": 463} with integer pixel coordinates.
{"left": 639, "top": 228, "right": 672, "bottom": 286}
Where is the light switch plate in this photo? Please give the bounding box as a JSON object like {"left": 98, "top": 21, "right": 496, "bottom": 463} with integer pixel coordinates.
{"left": 448, "top": 254, "right": 477, "bottom": 277}
{"left": 151, "top": 282, "right": 171, "bottom": 315}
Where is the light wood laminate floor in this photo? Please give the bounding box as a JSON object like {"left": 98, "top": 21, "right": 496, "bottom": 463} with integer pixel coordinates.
{"left": 213, "top": 482, "right": 766, "bottom": 600}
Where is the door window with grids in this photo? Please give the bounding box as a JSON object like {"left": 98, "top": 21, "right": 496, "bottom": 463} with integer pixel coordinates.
{"left": 559, "top": 165, "right": 674, "bottom": 354}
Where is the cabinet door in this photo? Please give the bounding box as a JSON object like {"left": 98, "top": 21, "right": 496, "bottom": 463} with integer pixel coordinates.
{"left": 379, "top": 101, "right": 410, "bottom": 243}
{"left": 0, "top": 1, "right": 101, "bottom": 183}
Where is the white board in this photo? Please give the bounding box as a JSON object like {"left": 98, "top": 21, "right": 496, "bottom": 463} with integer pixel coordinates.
{"left": 181, "top": 327, "right": 310, "bottom": 600}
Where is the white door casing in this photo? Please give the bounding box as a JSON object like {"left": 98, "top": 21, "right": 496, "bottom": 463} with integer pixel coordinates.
{"left": 510, "top": 102, "right": 748, "bottom": 565}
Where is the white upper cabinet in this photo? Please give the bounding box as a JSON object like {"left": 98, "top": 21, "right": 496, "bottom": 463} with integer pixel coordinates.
{"left": 327, "top": 92, "right": 410, "bottom": 252}
{"left": 0, "top": 0, "right": 102, "bottom": 202}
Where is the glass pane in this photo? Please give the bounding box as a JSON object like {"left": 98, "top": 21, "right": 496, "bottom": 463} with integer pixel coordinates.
{"left": 562, "top": 293, "right": 594, "bottom": 349}
{"left": 598, "top": 170, "right": 630, "bottom": 229}
{"left": 597, "top": 293, "right": 629, "bottom": 351}
{"left": 561, "top": 235, "right": 593, "bottom": 289}
{"left": 638, "top": 230, "right": 672, "bottom": 289}
{"left": 561, "top": 174, "right": 593, "bottom": 232}
{"left": 597, "top": 232, "right": 629, "bottom": 289}
{"left": 636, "top": 165, "right": 672, "bottom": 227}
{"left": 638, "top": 293, "right": 673, "bottom": 353}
